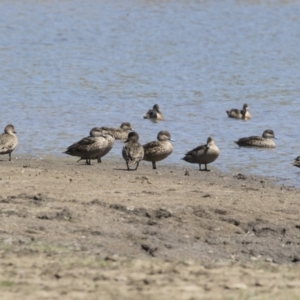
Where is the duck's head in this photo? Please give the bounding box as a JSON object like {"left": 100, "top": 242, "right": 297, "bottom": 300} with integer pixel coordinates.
{"left": 262, "top": 129, "right": 277, "bottom": 139}
{"left": 157, "top": 130, "right": 174, "bottom": 142}
{"left": 124, "top": 131, "right": 139, "bottom": 143}
{"left": 4, "top": 124, "right": 16, "bottom": 134}
{"left": 120, "top": 122, "right": 133, "bottom": 131}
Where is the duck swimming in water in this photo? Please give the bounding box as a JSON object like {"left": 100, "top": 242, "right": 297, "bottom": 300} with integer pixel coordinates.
{"left": 181, "top": 137, "right": 220, "bottom": 171}
{"left": 143, "top": 104, "right": 164, "bottom": 121}
{"left": 292, "top": 156, "right": 300, "bottom": 168}
{"left": 0, "top": 124, "right": 18, "bottom": 161}
{"left": 234, "top": 129, "right": 277, "bottom": 148}
{"left": 226, "top": 103, "right": 251, "bottom": 120}
{"left": 122, "top": 132, "right": 144, "bottom": 171}
{"left": 90, "top": 122, "right": 133, "bottom": 140}
{"left": 143, "top": 131, "right": 173, "bottom": 169}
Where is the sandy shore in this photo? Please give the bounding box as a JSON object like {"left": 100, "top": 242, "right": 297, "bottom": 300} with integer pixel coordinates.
{"left": 1, "top": 156, "right": 300, "bottom": 299}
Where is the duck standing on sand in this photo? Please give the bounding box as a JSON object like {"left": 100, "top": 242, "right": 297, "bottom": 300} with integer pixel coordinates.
{"left": 0, "top": 124, "right": 18, "bottom": 161}
{"left": 143, "top": 131, "right": 174, "bottom": 169}
{"left": 226, "top": 103, "right": 251, "bottom": 120}
{"left": 64, "top": 133, "right": 112, "bottom": 165}
{"left": 90, "top": 122, "right": 133, "bottom": 140}
{"left": 182, "top": 137, "right": 220, "bottom": 171}
{"left": 122, "top": 132, "right": 144, "bottom": 171}
{"left": 234, "top": 129, "right": 277, "bottom": 148}
{"left": 143, "top": 104, "right": 164, "bottom": 121}
{"left": 90, "top": 130, "right": 115, "bottom": 163}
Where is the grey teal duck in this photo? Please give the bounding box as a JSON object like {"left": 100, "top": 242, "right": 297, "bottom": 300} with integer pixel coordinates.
{"left": 182, "top": 137, "right": 220, "bottom": 171}
{"left": 292, "top": 156, "right": 300, "bottom": 168}
{"left": 0, "top": 124, "right": 18, "bottom": 161}
{"left": 64, "top": 134, "right": 112, "bottom": 165}
{"left": 226, "top": 103, "right": 251, "bottom": 120}
{"left": 90, "top": 122, "right": 133, "bottom": 140}
{"left": 122, "top": 132, "right": 144, "bottom": 171}
{"left": 143, "top": 131, "right": 173, "bottom": 169}
{"left": 234, "top": 129, "right": 277, "bottom": 148}
{"left": 90, "top": 129, "right": 115, "bottom": 163}
{"left": 143, "top": 104, "right": 164, "bottom": 121}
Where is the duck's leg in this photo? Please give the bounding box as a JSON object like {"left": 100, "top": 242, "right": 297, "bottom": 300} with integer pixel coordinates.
{"left": 152, "top": 161, "right": 157, "bottom": 169}
{"left": 9, "top": 153, "right": 12, "bottom": 161}
{"left": 203, "top": 164, "right": 211, "bottom": 172}
{"left": 126, "top": 162, "right": 130, "bottom": 170}
{"left": 135, "top": 161, "right": 139, "bottom": 170}
{"left": 97, "top": 157, "right": 102, "bottom": 163}
{"left": 199, "top": 164, "right": 210, "bottom": 171}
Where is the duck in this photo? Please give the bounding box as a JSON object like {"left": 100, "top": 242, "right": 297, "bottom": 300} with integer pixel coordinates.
{"left": 181, "top": 137, "right": 220, "bottom": 171}
{"left": 89, "top": 130, "right": 115, "bottom": 163}
{"left": 143, "top": 131, "right": 174, "bottom": 169}
{"left": 122, "top": 132, "right": 144, "bottom": 171}
{"left": 64, "top": 134, "right": 112, "bottom": 165}
{"left": 226, "top": 103, "right": 251, "bottom": 120}
{"left": 143, "top": 104, "right": 164, "bottom": 121}
{"left": 0, "top": 124, "right": 18, "bottom": 161}
{"left": 90, "top": 122, "right": 133, "bottom": 140}
{"left": 293, "top": 156, "right": 300, "bottom": 168}
{"left": 234, "top": 129, "right": 277, "bottom": 148}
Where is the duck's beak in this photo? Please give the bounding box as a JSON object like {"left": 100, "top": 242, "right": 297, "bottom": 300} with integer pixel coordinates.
{"left": 170, "top": 138, "right": 175, "bottom": 142}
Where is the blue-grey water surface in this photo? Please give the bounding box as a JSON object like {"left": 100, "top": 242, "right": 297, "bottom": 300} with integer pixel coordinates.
{"left": 1, "top": 0, "right": 300, "bottom": 186}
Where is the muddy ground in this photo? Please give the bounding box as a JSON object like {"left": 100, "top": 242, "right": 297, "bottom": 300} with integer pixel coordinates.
{"left": 0, "top": 156, "right": 300, "bottom": 299}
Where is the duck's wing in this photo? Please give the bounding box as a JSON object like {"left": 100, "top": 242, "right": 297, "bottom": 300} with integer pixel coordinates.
{"left": 184, "top": 144, "right": 207, "bottom": 156}
{"left": 236, "top": 136, "right": 261, "bottom": 142}
{"left": 127, "top": 143, "right": 144, "bottom": 164}
{"left": 122, "top": 143, "right": 144, "bottom": 164}
{"left": 0, "top": 133, "right": 16, "bottom": 153}
{"left": 67, "top": 137, "right": 97, "bottom": 150}
{"left": 143, "top": 140, "right": 163, "bottom": 155}
{"left": 143, "top": 109, "right": 153, "bottom": 118}
{"left": 227, "top": 108, "right": 242, "bottom": 116}
{"left": 100, "top": 126, "right": 111, "bottom": 130}
{"left": 234, "top": 136, "right": 264, "bottom": 146}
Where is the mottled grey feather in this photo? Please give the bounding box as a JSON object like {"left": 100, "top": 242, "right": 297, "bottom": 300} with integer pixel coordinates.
{"left": 0, "top": 124, "right": 18, "bottom": 161}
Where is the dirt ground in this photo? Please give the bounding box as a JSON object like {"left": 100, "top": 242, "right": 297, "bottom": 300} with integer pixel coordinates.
{"left": 1, "top": 156, "right": 300, "bottom": 299}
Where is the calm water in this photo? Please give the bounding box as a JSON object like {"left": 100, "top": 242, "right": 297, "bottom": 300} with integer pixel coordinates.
{"left": 1, "top": 0, "right": 300, "bottom": 186}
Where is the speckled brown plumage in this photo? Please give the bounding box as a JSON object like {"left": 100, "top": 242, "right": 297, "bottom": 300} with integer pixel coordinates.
{"left": 226, "top": 103, "right": 251, "bottom": 120}
{"left": 234, "top": 129, "right": 276, "bottom": 148}
{"left": 143, "top": 131, "right": 173, "bottom": 169}
{"left": 0, "top": 124, "right": 18, "bottom": 161}
{"left": 182, "top": 137, "right": 220, "bottom": 171}
{"left": 64, "top": 134, "right": 113, "bottom": 165}
{"left": 143, "top": 104, "right": 164, "bottom": 121}
{"left": 122, "top": 132, "right": 144, "bottom": 171}
{"left": 90, "top": 122, "right": 133, "bottom": 140}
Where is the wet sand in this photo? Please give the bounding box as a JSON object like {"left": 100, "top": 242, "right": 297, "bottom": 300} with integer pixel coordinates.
{"left": 0, "top": 156, "right": 300, "bottom": 299}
